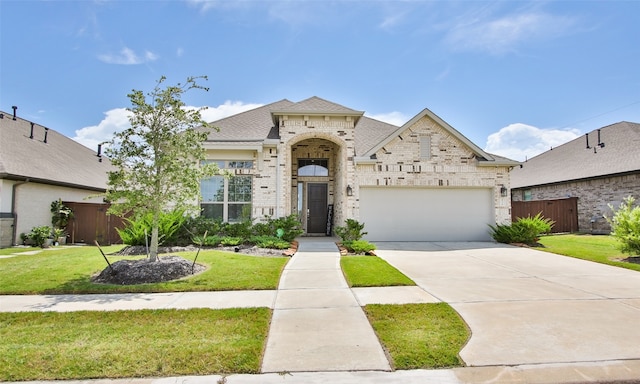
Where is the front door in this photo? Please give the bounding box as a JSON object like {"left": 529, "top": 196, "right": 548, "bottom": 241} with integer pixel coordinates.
{"left": 307, "top": 183, "right": 328, "bottom": 234}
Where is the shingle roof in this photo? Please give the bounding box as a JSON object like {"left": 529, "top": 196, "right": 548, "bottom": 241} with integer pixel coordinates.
{"left": 0, "top": 111, "right": 115, "bottom": 191}
{"left": 271, "top": 96, "right": 364, "bottom": 116}
{"left": 510, "top": 121, "right": 640, "bottom": 189}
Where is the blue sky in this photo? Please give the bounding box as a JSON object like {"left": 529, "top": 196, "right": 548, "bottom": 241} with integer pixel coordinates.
{"left": 1, "top": 0, "right": 639, "bottom": 161}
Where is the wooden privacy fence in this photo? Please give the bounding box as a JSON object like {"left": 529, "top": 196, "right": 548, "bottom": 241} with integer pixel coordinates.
{"left": 64, "top": 202, "right": 125, "bottom": 245}
{"left": 511, "top": 197, "right": 578, "bottom": 233}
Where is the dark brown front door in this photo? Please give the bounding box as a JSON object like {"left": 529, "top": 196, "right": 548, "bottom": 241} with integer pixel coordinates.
{"left": 307, "top": 183, "right": 328, "bottom": 233}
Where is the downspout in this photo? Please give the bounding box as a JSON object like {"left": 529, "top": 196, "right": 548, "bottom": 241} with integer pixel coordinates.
{"left": 11, "top": 179, "right": 29, "bottom": 245}
{"left": 276, "top": 149, "right": 281, "bottom": 217}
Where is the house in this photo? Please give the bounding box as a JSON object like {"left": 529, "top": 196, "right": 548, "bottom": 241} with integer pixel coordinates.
{"left": 0, "top": 108, "right": 121, "bottom": 247}
{"left": 200, "top": 97, "right": 519, "bottom": 241}
{"left": 510, "top": 121, "right": 640, "bottom": 234}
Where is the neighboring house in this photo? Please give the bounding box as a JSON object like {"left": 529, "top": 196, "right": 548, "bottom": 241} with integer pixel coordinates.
{"left": 200, "top": 97, "right": 519, "bottom": 241}
{"left": 510, "top": 121, "right": 640, "bottom": 234}
{"left": 0, "top": 108, "right": 119, "bottom": 247}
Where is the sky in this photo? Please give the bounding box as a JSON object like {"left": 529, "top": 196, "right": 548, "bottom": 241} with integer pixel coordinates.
{"left": 1, "top": 0, "right": 639, "bottom": 161}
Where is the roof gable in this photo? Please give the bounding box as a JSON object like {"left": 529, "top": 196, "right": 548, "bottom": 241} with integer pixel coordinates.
{"left": 361, "top": 107, "right": 517, "bottom": 166}
{"left": 271, "top": 96, "right": 364, "bottom": 116}
{"left": 0, "top": 111, "right": 116, "bottom": 191}
{"left": 511, "top": 121, "right": 640, "bottom": 188}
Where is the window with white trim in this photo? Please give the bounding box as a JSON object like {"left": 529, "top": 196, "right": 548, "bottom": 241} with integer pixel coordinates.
{"left": 200, "top": 161, "right": 253, "bottom": 222}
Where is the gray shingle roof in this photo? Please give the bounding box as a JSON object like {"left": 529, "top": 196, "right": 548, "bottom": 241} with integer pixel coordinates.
{"left": 271, "top": 96, "right": 364, "bottom": 115}
{"left": 0, "top": 112, "right": 115, "bottom": 191}
{"left": 510, "top": 121, "right": 640, "bottom": 189}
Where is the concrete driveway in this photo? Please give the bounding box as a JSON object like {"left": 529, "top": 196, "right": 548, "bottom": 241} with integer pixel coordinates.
{"left": 374, "top": 242, "right": 640, "bottom": 367}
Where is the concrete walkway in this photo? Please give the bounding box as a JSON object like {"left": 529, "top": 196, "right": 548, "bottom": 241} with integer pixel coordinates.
{"left": 261, "top": 237, "right": 391, "bottom": 372}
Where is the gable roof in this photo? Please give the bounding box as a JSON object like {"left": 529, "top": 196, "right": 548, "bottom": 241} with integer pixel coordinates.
{"left": 511, "top": 121, "right": 640, "bottom": 189}
{"left": 0, "top": 111, "right": 115, "bottom": 191}
{"left": 360, "top": 107, "right": 519, "bottom": 166}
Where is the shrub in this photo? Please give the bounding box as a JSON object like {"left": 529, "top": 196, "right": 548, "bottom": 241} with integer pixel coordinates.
{"left": 221, "top": 220, "right": 253, "bottom": 241}
{"left": 489, "top": 213, "right": 554, "bottom": 245}
{"left": 249, "top": 235, "right": 291, "bottom": 249}
{"left": 251, "top": 214, "right": 303, "bottom": 242}
{"left": 606, "top": 196, "right": 640, "bottom": 256}
{"left": 192, "top": 234, "right": 222, "bottom": 247}
{"left": 28, "top": 226, "right": 52, "bottom": 248}
{"left": 175, "top": 216, "right": 222, "bottom": 246}
{"left": 335, "top": 219, "right": 367, "bottom": 242}
{"left": 117, "top": 209, "right": 186, "bottom": 246}
{"left": 342, "top": 240, "right": 376, "bottom": 254}
{"left": 220, "top": 236, "right": 243, "bottom": 246}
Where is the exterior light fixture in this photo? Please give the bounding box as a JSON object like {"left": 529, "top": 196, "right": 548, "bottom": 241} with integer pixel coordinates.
{"left": 346, "top": 185, "right": 353, "bottom": 196}
{"left": 500, "top": 186, "right": 508, "bottom": 197}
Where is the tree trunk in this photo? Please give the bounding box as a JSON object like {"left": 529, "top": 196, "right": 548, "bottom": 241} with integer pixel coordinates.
{"left": 149, "top": 212, "right": 160, "bottom": 262}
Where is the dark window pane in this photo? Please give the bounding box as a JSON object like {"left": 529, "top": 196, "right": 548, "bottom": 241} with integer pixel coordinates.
{"left": 201, "top": 204, "right": 223, "bottom": 220}
{"left": 228, "top": 204, "right": 251, "bottom": 222}
{"left": 228, "top": 176, "right": 252, "bottom": 202}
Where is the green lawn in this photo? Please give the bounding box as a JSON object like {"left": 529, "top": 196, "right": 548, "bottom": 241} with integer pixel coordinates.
{"left": 537, "top": 234, "right": 640, "bottom": 272}
{"left": 364, "top": 303, "right": 469, "bottom": 369}
{"left": 0, "top": 245, "right": 289, "bottom": 294}
{"left": 0, "top": 307, "right": 270, "bottom": 381}
{"left": 0, "top": 247, "right": 39, "bottom": 256}
{"left": 341, "top": 255, "right": 415, "bottom": 287}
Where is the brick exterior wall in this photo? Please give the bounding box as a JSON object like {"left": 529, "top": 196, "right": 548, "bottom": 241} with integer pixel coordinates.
{"left": 354, "top": 115, "right": 513, "bottom": 225}
{"left": 511, "top": 173, "right": 640, "bottom": 234}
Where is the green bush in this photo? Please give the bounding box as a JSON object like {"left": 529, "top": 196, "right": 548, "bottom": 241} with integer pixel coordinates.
{"left": 117, "top": 209, "right": 186, "bottom": 246}
{"left": 221, "top": 220, "right": 253, "bottom": 241}
{"left": 192, "top": 235, "right": 222, "bottom": 247}
{"left": 28, "top": 226, "right": 52, "bottom": 248}
{"left": 173, "top": 216, "right": 222, "bottom": 246}
{"left": 249, "top": 235, "right": 291, "bottom": 249}
{"left": 606, "top": 196, "right": 640, "bottom": 256}
{"left": 489, "top": 213, "right": 554, "bottom": 245}
{"left": 220, "top": 236, "right": 243, "bottom": 246}
{"left": 342, "top": 240, "right": 376, "bottom": 254}
{"left": 335, "top": 219, "right": 367, "bottom": 242}
{"left": 251, "top": 214, "right": 303, "bottom": 242}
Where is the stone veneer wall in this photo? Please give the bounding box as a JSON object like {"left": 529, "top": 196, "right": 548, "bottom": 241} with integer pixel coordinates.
{"left": 0, "top": 217, "right": 14, "bottom": 248}
{"left": 355, "top": 115, "right": 513, "bottom": 225}
{"left": 512, "top": 173, "right": 640, "bottom": 234}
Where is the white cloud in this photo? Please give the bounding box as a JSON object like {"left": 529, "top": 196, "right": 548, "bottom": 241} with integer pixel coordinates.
{"left": 365, "top": 111, "right": 407, "bottom": 126}
{"left": 445, "top": 11, "right": 576, "bottom": 54}
{"left": 98, "top": 47, "right": 159, "bottom": 65}
{"left": 72, "top": 101, "right": 263, "bottom": 149}
{"left": 72, "top": 108, "right": 131, "bottom": 150}
{"left": 484, "top": 123, "right": 581, "bottom": 161}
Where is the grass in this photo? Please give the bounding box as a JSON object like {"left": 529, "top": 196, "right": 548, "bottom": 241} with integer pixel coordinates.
{"left": 0, "top": 307, "right": 270, "bottom": 381}
{"left": 341, "top": 255, "right": 415, "bottom": 287}
{"left": 365, "top": 303, "right": 469, "bottom": 369}
{"left": 0, "top": 245, "right": 289, "bottom": 294}
{"left": 0, "top": 247, "right": 39, "bottom": 256}
{"left": 537, "top": 234, "right": 640, "bottom": 272}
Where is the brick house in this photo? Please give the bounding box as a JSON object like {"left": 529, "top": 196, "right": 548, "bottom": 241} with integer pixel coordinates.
{"left": 510, "top": 121, "right": 640, "bottom": 234}
{"left": 200, "top": 97, "right": 519, "bottom": 241}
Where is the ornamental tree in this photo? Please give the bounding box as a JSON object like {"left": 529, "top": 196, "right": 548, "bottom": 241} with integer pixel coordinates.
{"left": 105, "top": 76, "right": 217, "bottom": 261}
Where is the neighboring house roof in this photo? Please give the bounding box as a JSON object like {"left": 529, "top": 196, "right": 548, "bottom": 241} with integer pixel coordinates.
{"left": 511, "top": 121, "right": 640, "bottom": 189}
{"left": 204, "top": 96, "right": 518, "bottom": 166}
{"left": 0, "top": 111, "right": 115, "bottom": 191}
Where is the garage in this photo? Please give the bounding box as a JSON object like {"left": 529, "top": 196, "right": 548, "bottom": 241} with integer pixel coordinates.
{"left": 359, "top": 187, "right": 494, "bottom": 241}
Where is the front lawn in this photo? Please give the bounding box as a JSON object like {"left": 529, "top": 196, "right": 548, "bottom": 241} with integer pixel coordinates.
{"left": 0, "top": 307, "right": 270, "bottom": 381}
{"left": 537, "top": 234, "right": 640, "bottom": 272}
{"left": 341, "top": 255, "right": 415, "bottom": 287}
{"left": 0, "top": 245, "right": 288, "bottom": 294}
{"left": 365, "top": 303, "right": 469, "bottom": 369}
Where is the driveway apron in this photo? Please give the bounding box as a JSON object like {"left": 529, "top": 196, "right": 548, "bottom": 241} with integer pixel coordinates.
{"left": 374, "top": 242, "right": 640, "bottom": 367}
{"left": 261, "top": 237, "right": 391, "bottom": 373}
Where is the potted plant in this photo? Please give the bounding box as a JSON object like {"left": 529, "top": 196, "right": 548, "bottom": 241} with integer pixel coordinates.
{"left": 51, "top": 199, "right": 73, "bottom": 245}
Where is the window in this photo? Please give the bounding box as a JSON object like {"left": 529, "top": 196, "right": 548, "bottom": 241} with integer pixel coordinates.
{"left": 523, "top": 190, "right": 532, "bottom": 201}
{"left": 298, "top": 159, "right": 329, "bottom": 176}
{"left": 420, "top": 136, "right": 431, "bottom": 159}
{"left": 200, "top": 160, "right": 253, "bottom": 222}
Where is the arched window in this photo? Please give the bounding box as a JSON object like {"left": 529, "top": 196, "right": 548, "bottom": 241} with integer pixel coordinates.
{"left": 298, "top": 159, "right": 329, "bottom": 176}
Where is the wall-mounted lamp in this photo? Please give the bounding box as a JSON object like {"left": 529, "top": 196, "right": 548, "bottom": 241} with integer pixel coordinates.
{"left": 346, "top": 185, "right": 353, "bottom": 197}
{"left": 500, "top": 186, "right": 508, "bottom": 197}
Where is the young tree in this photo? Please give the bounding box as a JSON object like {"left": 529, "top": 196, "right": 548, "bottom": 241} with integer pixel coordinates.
{"left": 105, "top": 76, "right": 217, "bottom": 261}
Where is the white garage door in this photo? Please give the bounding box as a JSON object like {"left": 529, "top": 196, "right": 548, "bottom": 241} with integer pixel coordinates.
{"left": 359, "top": 187, "right": 494, "bottom": 241}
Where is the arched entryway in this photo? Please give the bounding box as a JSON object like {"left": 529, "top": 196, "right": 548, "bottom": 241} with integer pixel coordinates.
{"left": 289, "top": 135, "right": 347, "bottom": 236}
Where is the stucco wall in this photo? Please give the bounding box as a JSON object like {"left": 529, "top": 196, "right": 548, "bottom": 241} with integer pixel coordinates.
{"left": 511, "top": 173, "right": 640, "bottom": 233}
{"left": 11, "top": 182, "right": 104, "bottom": 245}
